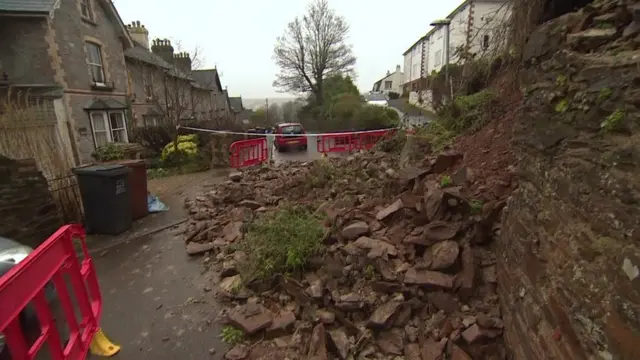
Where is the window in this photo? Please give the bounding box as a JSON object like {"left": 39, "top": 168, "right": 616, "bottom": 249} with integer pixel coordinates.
{"left": 435, "top": 50, "right": 442, "bottom": 66}
{"left": 483, "top": 35, "right": 490, "bottom": 50}
{"left": 90, "top": 112, "right": 109, "bottom": 147}
{"left": 85, "top": 42, "right": 105, "bottom": 84}
{"left": 144, "top": 84, "right": 153, "bottom": 100}
{"left": 280, "top": 125, "right": 304, "bottom": 135}
{"left": 90, "top": 111, "right": 129, "bottom": 147}
{"left": 384, "top": 81, "right": 393, "bottom": 90}
{"left": 79, "top": 0, "right": 92, "bottom": 18}
{"left": 109, "top": 112, "right": 127, "bottom": 142}
{"left": 142, "top": 115, "right": 159, "bottom": 127}
{"left": 412, "top": 64, "right": 418, "bottom": 77}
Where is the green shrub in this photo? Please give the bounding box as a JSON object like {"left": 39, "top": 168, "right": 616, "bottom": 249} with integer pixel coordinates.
{"left": 91, "top": 143, "right": 127, "bottom": 162}
{"left": 388, "top": 92, "right": 400, "bottom": 99}
{"left": 437, "top": 89, "right": 496, "bottom": 134}
{"left": 220, "top": 326, "right": 244, "bottom": 345}
{"left": 601, "top": 109, "right": 625, "bottom": 132}
{"left": 353, "top": 104, "right": 399, "bottom": 130}
{"left": 470, "top": 199, "right": 484, "bottom": 214}
{"left": 440, "top": 174, "right": 453, "bottom": 188}
{"left": 240, "top": 205, "right": 325, "bottom": 281}
{"left": 160, "top": 135, "right": 199, "bottom": 166}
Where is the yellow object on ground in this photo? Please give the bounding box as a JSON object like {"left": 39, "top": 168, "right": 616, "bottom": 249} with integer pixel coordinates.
{"left": 89, "top": 328, "right": 121, "bottom": 357}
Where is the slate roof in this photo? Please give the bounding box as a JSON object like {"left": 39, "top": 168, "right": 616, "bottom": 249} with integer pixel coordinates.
{"left": 124, "top": 45, "right": 172, "bottom": 69}
{"left": 191, "top": 69, "right": 222, "bottom": 91}
{"left": 124, "top": 44, "right": 191, "bottom": 80}
{"left": 0, "top": 0, "right": 57, "bottom": 14}
{"left": 84, "top": 98, "right": 127, "bottom": 110}
{"left": 228, "top": 97, "right": 243, "bottom": 112}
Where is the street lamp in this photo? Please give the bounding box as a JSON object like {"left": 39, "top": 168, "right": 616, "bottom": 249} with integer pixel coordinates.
{"left": 430, "top": 18, "right": 452, "bottom": 99}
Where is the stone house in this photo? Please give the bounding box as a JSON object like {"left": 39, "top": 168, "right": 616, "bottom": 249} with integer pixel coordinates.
{"left": 0, "top": 0, "right": 135, "bottom": 165}
{"left": 371, "top": 65, "right": 404, "bottom": 95}
{"left": 125, "top": 21, "right": 231, "bottom": 127}
{"left": 191, "top": 68, "right": 233, "bottom": 122}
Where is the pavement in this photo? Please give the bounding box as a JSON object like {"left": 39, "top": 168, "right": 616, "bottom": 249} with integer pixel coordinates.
{"left": 89, "top": 170, "right": 230, "bottom": 359}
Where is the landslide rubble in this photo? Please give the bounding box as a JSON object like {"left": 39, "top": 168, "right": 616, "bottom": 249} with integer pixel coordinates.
{"left": 182, "top": 149, "right": 512, "bottom": 360}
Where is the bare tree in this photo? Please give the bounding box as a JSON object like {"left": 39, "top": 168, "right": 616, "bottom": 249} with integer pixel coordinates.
{"left": 273, "top": 0, "right": 356, "bottom": 106}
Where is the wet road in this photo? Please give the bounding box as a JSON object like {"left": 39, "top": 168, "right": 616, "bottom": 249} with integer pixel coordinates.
{"left": 269, "top": 134, "right": 344, "bottom": 165}
{"left": 91, "top": 172, "right": 228, "bottom": 359}
{"left": 94, "top": 227, "right": 224, "bottom": 359}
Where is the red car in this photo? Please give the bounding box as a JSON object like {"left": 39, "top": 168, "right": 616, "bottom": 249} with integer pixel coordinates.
{"left": 274, "top": 123, "right": 308, "bottom": 152}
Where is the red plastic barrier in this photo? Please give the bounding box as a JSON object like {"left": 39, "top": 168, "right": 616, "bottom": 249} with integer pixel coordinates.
{"left": 229, "top": 138, "right": 268, "bottom": 168}
{"left": 317, "top": 129, "right": 395, "bottom": 153}
{"left": 0, "top": 225, "right": 101, "bottom": 360}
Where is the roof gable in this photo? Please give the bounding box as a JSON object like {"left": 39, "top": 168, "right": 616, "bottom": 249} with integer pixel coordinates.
{"left": 191, "top": 69, "right": 222, "bottom": 92}
{"left": 96, "top": 0, "right": 134, "bottom": 48}
{"left": 228, "top": 97, "right": 243, "bottom": 112}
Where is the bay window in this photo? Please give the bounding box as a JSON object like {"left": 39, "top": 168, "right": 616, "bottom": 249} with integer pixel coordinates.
{"left": 89, "top": 110, "right": 129, "bottom": 147}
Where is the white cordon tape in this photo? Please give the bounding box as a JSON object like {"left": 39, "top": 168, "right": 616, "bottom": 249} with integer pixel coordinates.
{"left": 176, "top": 125, "right": 405, "bottom": 138}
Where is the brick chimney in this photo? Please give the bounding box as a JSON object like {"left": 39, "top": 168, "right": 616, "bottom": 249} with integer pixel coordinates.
{"left": 173, "top": 52, "right": 192, "bottom": 73}
{"left": 151, "top": 38, "right": 174, "bottom": 64}
{"left": 126, "top": 21, "right": 149, "bottom": 49}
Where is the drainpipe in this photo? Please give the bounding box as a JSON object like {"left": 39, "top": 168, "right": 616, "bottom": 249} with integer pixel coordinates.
{"left": 431, "top": 19, "right": 452, "bottom": 100}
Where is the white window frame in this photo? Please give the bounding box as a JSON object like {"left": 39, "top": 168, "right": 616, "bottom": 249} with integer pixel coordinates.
{"left": 89, "top": 110, "right": 129, "bottom": 148}
{"left": 79, "top": 0, "right": 92, "bottom": 19}
{"left": 435, "top": 50, "right": 442, "bottom": 67}
{"left": 85, "top": 42, "right": 105, "bottom": 85}
{"left": 384, "top": 81, "right": 392, "bottom": 90}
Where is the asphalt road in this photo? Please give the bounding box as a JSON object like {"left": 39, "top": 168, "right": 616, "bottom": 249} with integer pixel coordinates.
{"left": 269, "top": 134, "right": 343, "bottom": 165}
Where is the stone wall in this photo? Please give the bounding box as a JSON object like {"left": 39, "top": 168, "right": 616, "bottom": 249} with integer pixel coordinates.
{"left": 0, "top": 156, "right": 62, "bottom": 247}
{"left": 499, "top": 1, "right": 640, "bottom": 360}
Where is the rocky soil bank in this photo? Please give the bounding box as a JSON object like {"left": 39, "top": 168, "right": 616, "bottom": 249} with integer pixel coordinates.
{"left": 500, "top": 0, "right": 640, "bottom": 359}
{"left": 181, "top": 143, "right": 517, "bottom": 360}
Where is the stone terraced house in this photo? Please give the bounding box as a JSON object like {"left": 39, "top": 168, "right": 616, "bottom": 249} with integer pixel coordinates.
{"left": 0, "top": 0, "right": 238, "bottom": 166}
{"left": 0, "top": 0, "right": 136, "bottom": 164}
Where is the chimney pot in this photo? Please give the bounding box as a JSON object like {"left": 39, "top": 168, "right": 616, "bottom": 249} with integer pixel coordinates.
{"left": 136, "top": 20, "right": 140, "bottom": 26}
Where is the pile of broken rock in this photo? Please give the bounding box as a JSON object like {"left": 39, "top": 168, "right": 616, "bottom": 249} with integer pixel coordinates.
{"left": 183, "top": 150, "right": 507, "bottom": 360}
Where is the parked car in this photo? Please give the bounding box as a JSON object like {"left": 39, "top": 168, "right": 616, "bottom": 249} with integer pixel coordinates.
{"left": 0, "top": 236, "right": 66, "bottom": 359}
{"left": 274, "top": 123, "right": 308, "bottom": 152}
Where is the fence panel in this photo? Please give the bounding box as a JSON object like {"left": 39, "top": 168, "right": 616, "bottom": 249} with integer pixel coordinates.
{"left": 229, "top": 138, "right": 268, "bottom": 168}
{"left": 47, "top": 175, "right": 84, "bottom": 224}
{"left": 317, "top": 129, "right": 395, "bottom": 153}
{"left": 0, "top": 225, "right": 101, "bottom": 360}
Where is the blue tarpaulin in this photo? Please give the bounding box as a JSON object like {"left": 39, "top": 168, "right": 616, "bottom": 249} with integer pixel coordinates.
{"left": 147, "top": 193, "right": 169, "bottom": 213}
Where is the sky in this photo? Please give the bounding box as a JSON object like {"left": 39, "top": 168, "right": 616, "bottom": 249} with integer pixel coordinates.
{"left": 113, "top": 0, "right": 460, "bottom": 99}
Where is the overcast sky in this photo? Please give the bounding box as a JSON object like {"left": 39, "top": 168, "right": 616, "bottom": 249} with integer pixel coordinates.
{"left": 114, "top": 0, "right": 459, "bottom": 99}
